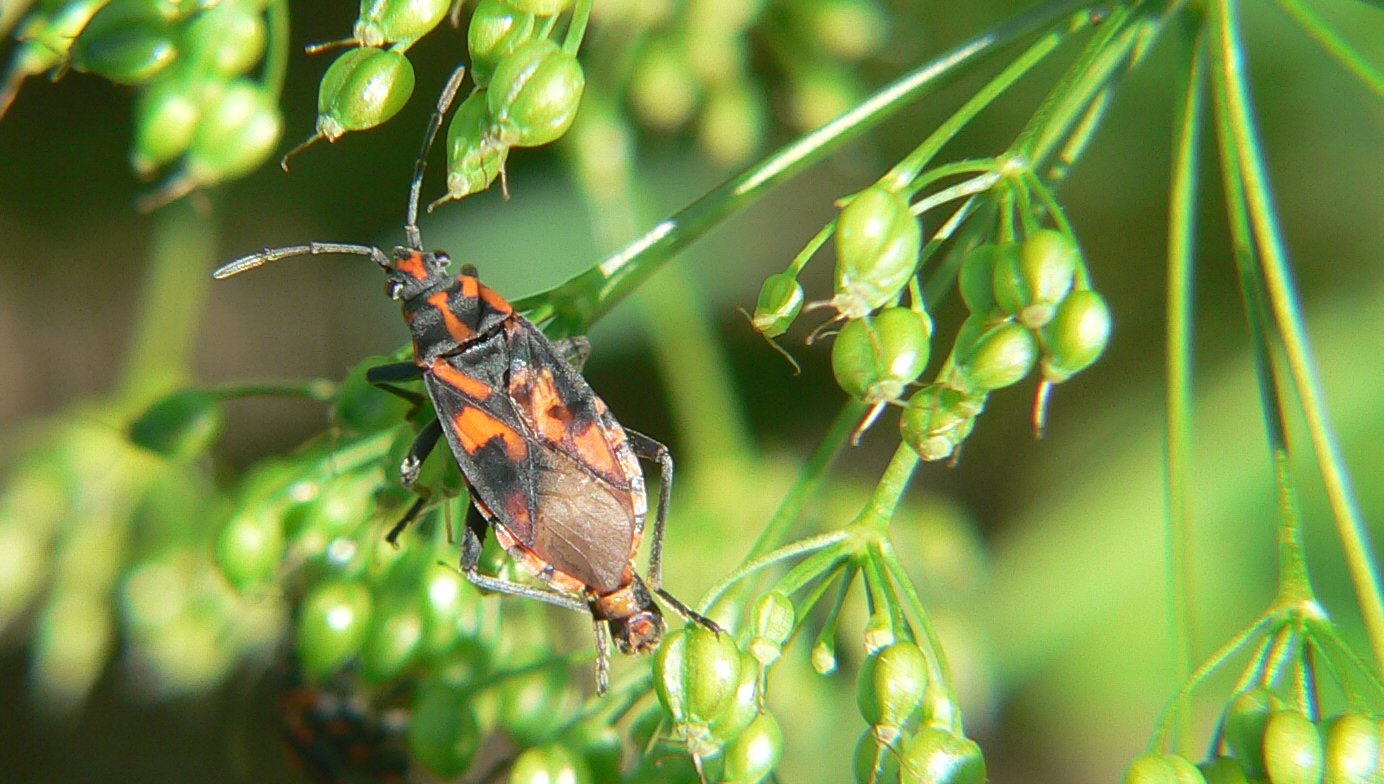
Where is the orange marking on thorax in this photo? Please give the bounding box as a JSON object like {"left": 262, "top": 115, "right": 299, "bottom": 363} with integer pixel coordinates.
{"left": 430, "top": 361, "right": 492, "bottom": 401}
{"left": 427, "top": 291, "right": 474, "bottom": 343}
{"left": 571, "top": 421, "right": 622, "bottom": 479}
{"left": 452, "top": 406, "right": 528, "bottom": 460}
{"left": 478, "top": 282, "right": 514, "bottom": 315}
{"left": 396, "top": 252, "right": 428, "bottom": 281}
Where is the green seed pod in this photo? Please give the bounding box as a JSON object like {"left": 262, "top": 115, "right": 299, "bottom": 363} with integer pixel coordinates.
{"left": 832, "top": 187, "right": 922, "bottom": 319}
{"left": 710, "top": 651, "right": 761, "bottom": 744}
{"left": 359, "top": 595, "right": 424, "bottom": 683}
{"left": 1263, "top": 710, "right": 1324, "bottom": 784}
{"left": 723, "top": 713, "right": 783, "bottom": 784}
{"left": 856, "top": 642, "right": 928, "bottom": 733}
{"left": 418, "top": 563, "right": 491, "bottom": 660}
{"left": 955, "top": 320, "right": 1038, "bottom": 392}
{"left": 808, "top": 0, "right": 888, "bottom": 61}
{"left": 334, "top": 356, "right": 413, "bottom": 434}
{"left": 1198, "top": 757, "right": 1250, "bottom": 784}
{"left": 1324, "top": 713, "right": 1380, "bottom": 784}
{"left": 751, "top": 273, "right": 804, "bottom": 339}
{"left": 497, "top": 659, "right": 572, "bottom": 745}
{"left": 316, "top": 47, "right": 415, "bottom": 141}
{"left": 70, "top": 0, "right": 179, "bottom": 84}
{"left": 629, "top": 39, "right": 698, "bottom": 131}
{"left": 355, "top": 0, "right": 450, "bottom": 47}
{"left": 1042, "top": 289, "right": 1111, "bottom": 383}
{"left": 487, "top": 38, "right": 585, "bottom": 147}
{"left": 408, "top": 682, "right": 480, "bottom": 777}
{"left": 992, "top": 229, "right": 1078, "bottom": 328}
{"left": 186, "top": 79, "right": 282, "bottom": 182}
{"left": 1123, "top": 753, "right": 1207, "bottom": 784}
{"left": 831, "top": 308, "right": 932, "bottom": 404}
{"left": 698, "top": 80, "right": 766, "bottom": 166}
{"left": 510, "top": 744, "right": 593, "bottom": 784}
{"left": 855, "top": 728, "right": 901, "bottom": 784}
{"left": 1224, "top": 688, "right": 1283, "bottom": 780}
{"left": 131, "top": 77, "right": 206, "bottom": 176}
{"left": 899, "top": 386, "right": 984, "bottom": 463}
{"left": 214, "top": 506, "right": 284, "bottom": 591}
{"left": 958, "top": 243, "right": 1009, "bottom": 314}
{"left": 440, "top": 91, "right": 509, "bottom": 202}
{"left": 748, "top": 590, "right": 795, "bottom": 665}
{"left": 127, "top": 389, "right": 224, "bottom": 459}
{"left": 296, "top": 578, "right": 373, "bottom": 679}
{"left": 654, "top": 625, "right": 744, "bottom": 727}
{"left": 900, "top": 727, "right": 986, "bottom": 784}
{"left": 467, "top": 0, "right": 537, "bottom": 87}
{"left": 183, "top": 0, "right": 266, "bottom": 77}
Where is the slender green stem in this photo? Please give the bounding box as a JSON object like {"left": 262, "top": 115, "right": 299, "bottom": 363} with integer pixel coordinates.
{"left": 514, "top": 0, "right": 1098, "bottom": 329}
{"left": 1306, "top": 618, "right": 1384, "bottom": 700}
{"left": 1164, "top": 24, "right": 1205, "bottom": 748}
{"left": 878, "top": 541, "right": 956, "bottom": 695}
{"left": 1212, "top": 0, "right": 1384, "bottom": 659}
{"left": 262, "top": 0, "right": 290, "bottom": 98}
{"left": 910, "top": 171, "right": 1001, "bottom": 219}
{"left": 789, "top": 222, "right": 835, "bottom": 276}
{"left": 882, "top": 15, "right": 1082, "bottom": 191}
{"left": 849, "top": 443, "right": 921, "bottom": 537}
{"left": 116, "top": 200, "right": 218, "bottom": 408}
{"left": 562, "top": 0, "right": 592, "bottom": 54}
{"left": 1151, "top": 614, "right": 1277, "bottom": 750}
{"left": 209, "top": 379, "right": 338, "bottom": 402}
{"left": 1273, "top": 0, "right": 1384, "bottom": 102}
{"left": 697, "top": 531, "right": 850, "bottom": 613}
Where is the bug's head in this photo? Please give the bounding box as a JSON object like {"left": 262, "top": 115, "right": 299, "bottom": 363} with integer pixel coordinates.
{"left": 384, "top": 248, "right": 453, "bottom": 301}
{"left": 595, "top": 578, "right": 665, "bottom": 655}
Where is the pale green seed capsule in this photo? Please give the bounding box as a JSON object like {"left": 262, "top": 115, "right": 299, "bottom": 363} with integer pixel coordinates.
{"left": 355, "top": 0, "right": 450, "bottom": 47}
{"left": 992, "top": 229, "right": 1078, "bottom": 328}
{"left": 468, "top": 0, "right": 537, "bottom": 87}
{"left": 751, "top": 273, "right": 804, "bottom": 338}
{"left": 955, "top": 321, "right": 1038, "bottom": 392}
{"left": 832, "top": 187, "right": 921, "bottom": 319}
{"left": 1042, "top": 289, "right": 1111, "bottom": 383}
{"left": 316, "top": 47, "right": 415, "bottom": 140}
{"left": 186, "top": 79, "right": 282, "bottom": 182}
{"left": 439, "top": 91, "right": 509, "bottom": 202}
{"left": 487, "top": 38, "right": 585, "bottom": 147}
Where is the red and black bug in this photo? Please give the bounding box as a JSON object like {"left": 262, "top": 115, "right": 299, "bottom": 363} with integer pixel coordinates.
{"left": 214, "top": 68, "right": 714, "bottom": 692}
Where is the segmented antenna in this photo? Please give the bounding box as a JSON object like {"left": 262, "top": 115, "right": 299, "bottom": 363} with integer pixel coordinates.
{"left": 212, "top": 242, "right": 391, "bottom": 279}
{"left": 405, "top": 65, "right": 468, "bottom": 251}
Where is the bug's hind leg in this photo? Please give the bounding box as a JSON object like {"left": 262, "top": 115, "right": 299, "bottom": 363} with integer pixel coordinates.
{"left": 458, "top": 504, "right": 589, "bottom": 614}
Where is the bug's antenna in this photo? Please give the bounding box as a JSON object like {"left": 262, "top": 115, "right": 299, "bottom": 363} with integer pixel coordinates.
{"left": 213, "top": 242, "right": 391, "bottom": 279}
{"left": 406, "top": 65, "right": 468, "bottom": 251}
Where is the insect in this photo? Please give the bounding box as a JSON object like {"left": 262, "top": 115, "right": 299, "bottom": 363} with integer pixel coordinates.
{"left": 214, "top": 67, "right": 714, "bottom": 693}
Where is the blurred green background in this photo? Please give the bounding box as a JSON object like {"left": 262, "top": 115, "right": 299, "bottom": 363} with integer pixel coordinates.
{"left": 1, "top": 1, "right": 1383, "bottom": 781}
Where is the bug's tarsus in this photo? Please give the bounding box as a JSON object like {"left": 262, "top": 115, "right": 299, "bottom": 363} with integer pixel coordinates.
{"left": 400, "top": 419, "right": 443, "bottom": 487}
{"left": 386, "top": 497, "right": 427, "bottom": 546}
{"left": 406, "top": 64, "right": 468, "bottom": 250}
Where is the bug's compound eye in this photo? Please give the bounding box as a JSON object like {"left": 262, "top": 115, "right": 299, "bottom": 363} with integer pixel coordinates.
{"left": 433, "top": 251, "right": 451, "bottom": 269}
{"left": 385, "top": 279, "right": 404, "bottom": 299}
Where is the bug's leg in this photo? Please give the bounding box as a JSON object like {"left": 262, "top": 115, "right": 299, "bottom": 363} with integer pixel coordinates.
{"left": 459, "top": 504, "right": 589, "bottom": 614}
{"left": 385, "top": 497, "right": 428, "bottom": 546}
{"left": 367, "top": 362, "right": 427, "bottom": 408}
{"left": 590, "top": 612, "right": 612, "bottom": 696}
{"left": 553, "top": 336, "right": 591, "bottom": 370}
{"left": 399, "top": 418, "right": 443, "bottom": 487}
{"left": 625, "top": 429, "right": 722, "bottom": 633}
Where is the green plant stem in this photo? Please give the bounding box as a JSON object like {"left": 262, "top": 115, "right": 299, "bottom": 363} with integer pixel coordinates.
{"left": 1211, "top": 0, "right": 1384, "bottom": 655}
{"left": 262, "top": 0, "right": 290, "bottom": 97}
{"left": 1151, "top": 614, "right": 1277, "bottom": 750}
{"left": 514, "top": 0, "right": 1099, "bottom": 329}
{"left": 698, "top": 531, "right": 850, "bottom": 613}
{"left": 1274, "top": 0, "right": 1384, "bottom": 101}
{"left": 562, "top": 0, "right": 592, "bottom": 54}
{"left": 849, "top": 443, "right": 921, "bottom": 537}
{"left": 1306, "top": 618, "right": 1384, "bottom": 700}
{"left": 116, "top": 200, "right": 219, "bottom": 408}
{"left": 878, "top": 541, "right": 956, "bottom": 698}
{"left": 208, "top": 379, "right": 338, "bottom": 402}
{"left": 1163, "top": 23, "right": 1204, "bottom": 749}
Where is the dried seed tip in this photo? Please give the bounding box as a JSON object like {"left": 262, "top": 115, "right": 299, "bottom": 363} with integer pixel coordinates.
{"left": 752, "top": 273, "right": 806, "bottom": 338}
{"left": 280, "top": 132, "right": 323, "bottom": 171}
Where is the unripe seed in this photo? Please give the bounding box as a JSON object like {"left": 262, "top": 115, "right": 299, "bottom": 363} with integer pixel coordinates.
{"left": 900, "top": 386, "right": 983, "bottom": 462}
{"left": 441, "top": 91, "right": 509, "bottom": 201}
{"left": 359, "top": 596, "right": 423, "bottom": 683}
{"left": 1198, "top": 756, "right": 1250, "bottom": 784}
{"left": 128, "top": 389, "right": 224, "bottom": 459}
{"left": 568, "top": 721, "right": 623, "bottom": 784}
{"left": 856, "top": 642, "right": 928, "bottom": 731}
{"left": 629, "top": 40, "right": 698, "bottom": 130}
{"left": 654, "top": 625, "right": 743, "bottom": 727}
{"left": 698, "top": 80, "right": 766, "bottom": 166}
{"left": 993, "top": 229, "right": 1078, "bottom": 328}
{"left": 1324, "top": 713, "right": 1380, "bottom": 784}
{"left": 900, "top": 727, "right": 986, "bottom": 784}
{"left": 408, "top": 683, "right": 480, "bottom": 777}
{"left": 1263, "top": 710, "right": 1324, "bottom": 784}
{"left": 355, "top": 0, "right": 450, "bottom": 47}
{"left": 958, "top": 243, "right": 1009, "bottom": 314}
{"left": 832, "top": 187, "right": 922, "bottom": 319}
{"left": 506, "top": 0, "right": 574, "bottom": 15}
{"left": 1122, "top": 753, "right": 1208, "bottom": 784}
{"left": 184, "top": 0, "right": 266, "bottom": 77}
{"left": 316, "top": 47, "right": 415, "bottom": 141}
{"left": 1224, "top": 688, "right": 1283, "bottom": 780}
{"left": 296, "top": 579, "right": 373, "bottom": 679}
{"left": 710, "top": 651, "right": 761, "bottom": 744}
{"left": 510, "top": 744, "right": 593, "bottom": 784}
{"left": 831, "top": 308, "right": 932, "bottom": 404}
{"left": 724, "top": 713, "right": 783, "bottom": 784}
{"left": 748, "top": 591, "right": 795, "bottom": 665}
{"left": 132, "top": 77, "right": 205, "bottom": 175}
{"left": 497, "top": 659, "right": 572, "bottom": 745}
{"left": 70, "top": 0, "right": 179, "bottom": 84}
{"left": 1042, "top": 289, "right": 1111, "bottom": 383}
{"left": 487, "top": 38, "right": 585, "bottom": 147}
{"left": 955, "top": 321, "right": 1038, "bottom": 392}
{"left": 752, "top": 274, "right": 805, "bottom": 339}
{"left": 467, "top": 0, "right": 537, "bottom": 87}
{"left": 214, "top": 506, "right": 283, "bottom": 591}
{"left": 186, "top": 79, "right": 282, "bottom": 182}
